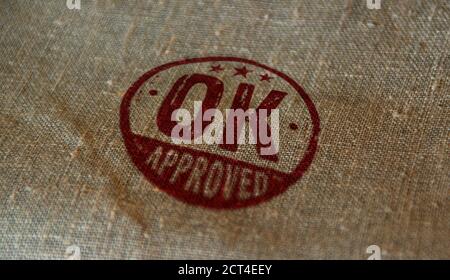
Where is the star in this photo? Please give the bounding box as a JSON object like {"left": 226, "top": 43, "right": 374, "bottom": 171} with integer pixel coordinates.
{"left": 289, "top": 123, "right": 299, "bottom": 130}
{"left": 260, "top": 73, "right": 273, "bottom": 82}
{"left": 210, "top": 64, "right": 224, "bottom": 72}
{"left": 233, "top": 66, "right": 252, "bottom": 78}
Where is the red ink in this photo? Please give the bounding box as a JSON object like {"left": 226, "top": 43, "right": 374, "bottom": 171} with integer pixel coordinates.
{"left": 210, "top": 64, "right": 224, "bottom": 72}
{"left": 120, "top": 56, "right": 320, "bottom": 209}
{"left": 260, "top": 73, "right": 273, "bottom": 82}
{"left": 289, "top": 123, "right": 299, "bottom": 130}
{"left": 156, "top": 74, "right": 223, "bottom": 139}
{"left": 233, "top": 66, "right": 252, "bottom": 78}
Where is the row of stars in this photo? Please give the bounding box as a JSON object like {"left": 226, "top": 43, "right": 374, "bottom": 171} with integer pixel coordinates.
{"left": 210, "top": 64, "right": 273, "bottom": 82}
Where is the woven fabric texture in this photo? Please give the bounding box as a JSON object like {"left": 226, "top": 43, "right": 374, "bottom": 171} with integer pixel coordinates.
{"left": 0, "top": 0, "right": 449, "bottom": 259}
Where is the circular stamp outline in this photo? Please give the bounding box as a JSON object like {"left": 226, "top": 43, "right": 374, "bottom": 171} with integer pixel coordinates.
{"left": 120, "top": 56, "right": 320, "bottom": 209}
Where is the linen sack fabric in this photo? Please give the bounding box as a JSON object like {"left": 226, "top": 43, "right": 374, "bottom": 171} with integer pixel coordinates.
{"left": 0, "top": 0, "right": 449, "bottom": 259}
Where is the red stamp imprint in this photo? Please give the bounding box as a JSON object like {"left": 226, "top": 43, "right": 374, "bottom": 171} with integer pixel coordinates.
{"left": 120, "top": 56, "right": 320, "bottom": 209}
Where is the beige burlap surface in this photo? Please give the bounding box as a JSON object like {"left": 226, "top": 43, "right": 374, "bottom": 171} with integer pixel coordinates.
{"left": 0, "top": 0, "right": 449, "bottom": 259}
